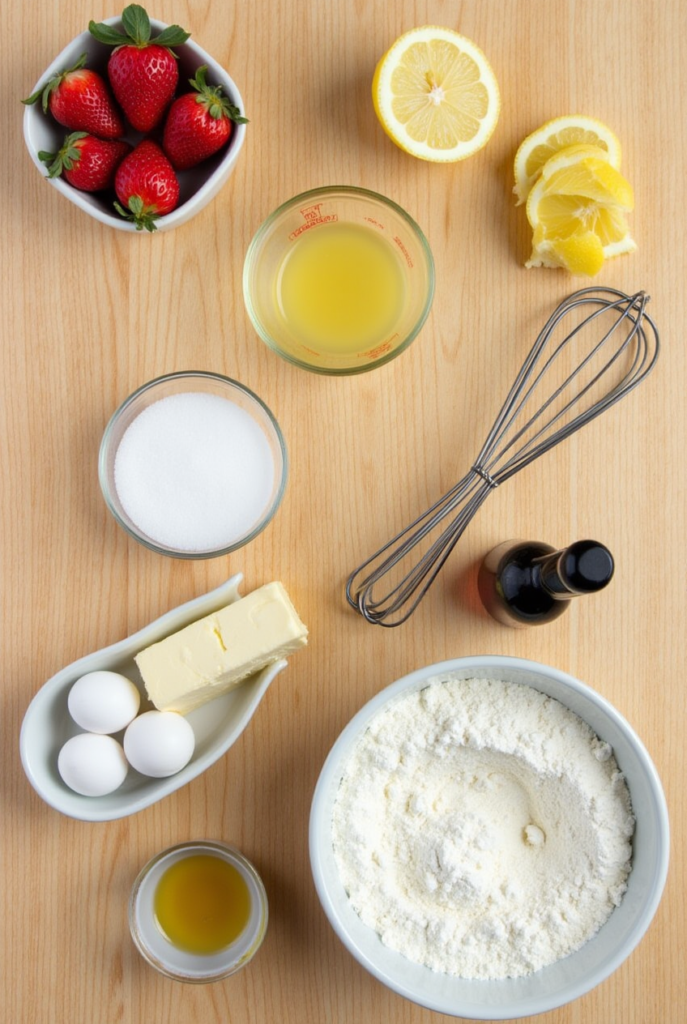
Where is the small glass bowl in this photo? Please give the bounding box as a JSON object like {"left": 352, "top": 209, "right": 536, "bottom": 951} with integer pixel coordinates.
{"left": 129, "top": 841, "right": 269, "bottom": 983}
{"left": 243, "top": 185, "right": 435, "bottom": 375}
{"left": 99, "top": 371, "right": 288, "bottom": 559}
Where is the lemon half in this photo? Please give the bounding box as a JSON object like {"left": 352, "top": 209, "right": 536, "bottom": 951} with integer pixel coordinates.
{"left": 372, "top": 26, "right": 500, "bottom": 162}
{"left": 513, "top": 115, "right": 622, "bottom": 204}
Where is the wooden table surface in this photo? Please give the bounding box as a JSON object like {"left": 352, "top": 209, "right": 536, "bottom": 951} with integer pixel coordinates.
{"left": 3, "top": 1, "right": 684, "bottom": 1021}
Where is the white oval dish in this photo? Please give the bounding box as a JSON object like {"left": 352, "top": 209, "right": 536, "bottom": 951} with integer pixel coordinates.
{"left": 309, "top": 655, "right": 670, "bottom": 1020}
{"left": 22, "top": 17, "right": 246, "bottom": 232}
{"left": 20, "top": 574, "right": 283, "bottom": 821}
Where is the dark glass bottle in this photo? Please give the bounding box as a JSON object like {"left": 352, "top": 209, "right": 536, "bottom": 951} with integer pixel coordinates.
{"left": 477, "top": 539, "right": 614, "bottom": 628}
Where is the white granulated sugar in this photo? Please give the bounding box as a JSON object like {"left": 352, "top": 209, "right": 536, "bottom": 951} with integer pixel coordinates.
{"left": 332, "top": 677, "right": 634, "bottom": 980}
{"left": 114, "top": 392, "right": 275, "bottom": 551}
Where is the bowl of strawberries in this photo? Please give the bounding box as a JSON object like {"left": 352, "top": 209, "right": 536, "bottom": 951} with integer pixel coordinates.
{"left": 22, "top": 4, "right": 248, "bottom": 232}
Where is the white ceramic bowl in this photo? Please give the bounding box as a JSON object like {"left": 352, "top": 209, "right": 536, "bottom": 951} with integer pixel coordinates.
{"left": 309, "top": 656, "right": 669, "bottom": 1020}
{"left": 22, "top": 17, "right": 246, "bottom": 231}
{"left": 20, "top": 574, "right": 284, "bottom": 821}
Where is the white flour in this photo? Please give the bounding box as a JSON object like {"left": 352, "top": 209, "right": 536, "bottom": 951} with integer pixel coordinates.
{"left": 332, "top": 676, "right": 634, "bottom": 979}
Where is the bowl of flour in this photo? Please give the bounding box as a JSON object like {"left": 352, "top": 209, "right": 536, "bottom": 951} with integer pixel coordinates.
{"left": 309, "top": 656, "right": 669, "bottom": 1020}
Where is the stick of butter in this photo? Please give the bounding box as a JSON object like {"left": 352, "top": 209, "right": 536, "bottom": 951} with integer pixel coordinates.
{"left": 134, "top": 582, "right": 308, "bottom": 714}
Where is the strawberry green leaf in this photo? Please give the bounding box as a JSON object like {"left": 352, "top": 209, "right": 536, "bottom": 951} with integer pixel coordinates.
{"left": 71, "top": 53, "right": 89, "bottom": 71}
{"left": 154, "top": 24, "right": 191, "bottom": 47}
{"left": 88, "top": 20, "right": 129, "bottom": 46}
{"left": 37, "top": 150, "right": 59, "bottom": 173}
{"left": 189, "top": 65, "right": 209, "bottom": 92}
{"left": 121, "top": 4, "right": 150, "bottom": 46}
{"left": 38, "top": 132, "right": 87, "bottom": 178}
{"left": 89, "top": 7, "right": 188, "bottom": 51}
{"left": 188, "top": 66, "right": 249, "bottom": 123}
{"left": 114, "top": 195, "right": 159, "bottom": 232}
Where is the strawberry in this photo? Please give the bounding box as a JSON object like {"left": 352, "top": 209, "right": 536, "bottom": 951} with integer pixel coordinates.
{"left": 22, "top": 54, "right": 124, "bottom": 139}
{"left": 39, "top": 132, "right": 130, "bottom": 192}
{"left": 162, "top": 65, "right": 248, "bottom": 170}
{"left": 114, "top": 140, "right": 179, "bottom": 231}
{"left": 89, "top": 5, "right": 190, "bottom": 132}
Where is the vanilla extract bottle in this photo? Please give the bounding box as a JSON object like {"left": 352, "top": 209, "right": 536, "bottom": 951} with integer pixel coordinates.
{"left": 478, "top": 539, "right": 614, "bottom": 628}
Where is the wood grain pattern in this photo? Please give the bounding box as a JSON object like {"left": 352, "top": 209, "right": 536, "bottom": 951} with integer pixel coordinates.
{"left": 2, "top": 1, "right": 684, "bottom": 1022}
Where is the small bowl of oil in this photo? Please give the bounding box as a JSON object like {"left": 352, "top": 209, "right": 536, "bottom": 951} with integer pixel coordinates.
{"left": 129, "top": 841, "right": 268, "bottom": 982}
{"left": 243, "top": 185, "right": 435, "bottom": 375}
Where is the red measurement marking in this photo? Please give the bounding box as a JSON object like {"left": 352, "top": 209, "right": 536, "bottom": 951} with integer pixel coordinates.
{"left": 393, "top": 236, "right": 413, "bottom": 267}
{"left": 300, "top": 202, "right": 323, "bottom": 222}
{"left": 289, "top": 211, "right": 338, "bottom": 240}
{"left": 362, "top": 335, "right": 399, "bottom": 359}
{"left": 364, "top": 217, "right": 385, "bottom": 230}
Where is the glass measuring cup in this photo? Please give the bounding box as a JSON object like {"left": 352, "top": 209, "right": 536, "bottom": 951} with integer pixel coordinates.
{"left": 243, "top": 186, "right": 435, "bottom": 375}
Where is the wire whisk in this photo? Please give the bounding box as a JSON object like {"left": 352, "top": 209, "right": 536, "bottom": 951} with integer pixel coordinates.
{"left": 346, "top": 287, "right": 660, "bottom": 627}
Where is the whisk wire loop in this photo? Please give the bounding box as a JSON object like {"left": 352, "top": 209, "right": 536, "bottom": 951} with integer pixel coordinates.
{"left": 346, "top": 287, "right": 660, "bottom": 627}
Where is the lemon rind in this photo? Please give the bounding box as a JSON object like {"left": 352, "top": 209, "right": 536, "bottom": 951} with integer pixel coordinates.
{"left": 513, "top": 114, "right": 622, "bottom": 205}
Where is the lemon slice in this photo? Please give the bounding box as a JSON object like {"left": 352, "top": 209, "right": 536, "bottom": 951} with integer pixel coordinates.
{"left": 372, "top": 26, "right": 500, "bottom": 162}
{"left": 526, "top": 231, "right": 605, "bottom": 276}
{"left": 527, "top": 145, "right": 634, "bottom": 211}
{"left": 525, "top": 147, "right": 636, "bottom": 275}
{"left": 513, "top": 115, "right": 622, "bottom": 204}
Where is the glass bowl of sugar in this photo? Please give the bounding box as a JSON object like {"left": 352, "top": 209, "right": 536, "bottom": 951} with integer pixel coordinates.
{"left": 99, "top": 372, "right": 287, "bottom": 558}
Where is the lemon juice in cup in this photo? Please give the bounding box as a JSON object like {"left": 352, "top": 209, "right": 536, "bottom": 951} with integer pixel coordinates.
{"left": 277, "top": 221, "right": 405, "bottom": 357}
{"left": 243, "top": 186, "right": 434, "bottom": 375}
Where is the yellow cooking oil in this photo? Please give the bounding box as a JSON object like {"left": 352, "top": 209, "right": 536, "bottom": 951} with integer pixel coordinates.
{"left": 275, "top": 221, "right": 405, "bottom": 356}
{"left": 154, "top": 854, "right": 251, "bottom": 955}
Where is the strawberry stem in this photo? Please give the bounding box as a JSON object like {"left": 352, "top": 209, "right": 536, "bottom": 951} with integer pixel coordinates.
{"left": 114, "top": 195, "right": 159, "bottom": 232}
{"left": 189, "top": 65, "right": 249, "bottom": 123}
{"left": 89, "top": 5, "right": 189, "bottom": 51}
{"left": 38, "top": 132, "right": 88, "bottom": 178}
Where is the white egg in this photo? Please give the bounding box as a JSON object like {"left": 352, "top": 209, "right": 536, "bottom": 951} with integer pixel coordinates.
{"left": 124, "top": 711, "right": 195, "bottom": 778}
{"left": 67, "top": 670, "right": 141, "bottom": 734}
{"left": 58, "top": 733, "right": 129, "bottom": 796}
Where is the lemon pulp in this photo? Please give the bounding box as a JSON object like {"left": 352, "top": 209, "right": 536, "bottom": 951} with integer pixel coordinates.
{"left": 525, "top": 148, "right": 635, "bottom": 273}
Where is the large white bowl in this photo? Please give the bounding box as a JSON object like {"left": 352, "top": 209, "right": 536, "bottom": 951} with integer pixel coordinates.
{"left": 22, "top": 17, "right": 246, "bottom": 232}
{"left": 309, "top": 656, "right": 669, "bottom": 1020}
{"left": 20, "top": 574, "right": 284, "bottom": 821}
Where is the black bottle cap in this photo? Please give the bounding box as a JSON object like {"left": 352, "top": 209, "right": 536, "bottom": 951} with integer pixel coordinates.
{"left": 559, "top": 540, "right": 614, "bottom": 593}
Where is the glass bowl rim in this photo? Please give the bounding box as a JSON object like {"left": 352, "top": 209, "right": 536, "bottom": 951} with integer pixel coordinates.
{"left": 242, "top": 184, "right": 436, "bottom": 376}
{"left": 98, "top": 370, "right": 288, "bottom": 558}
